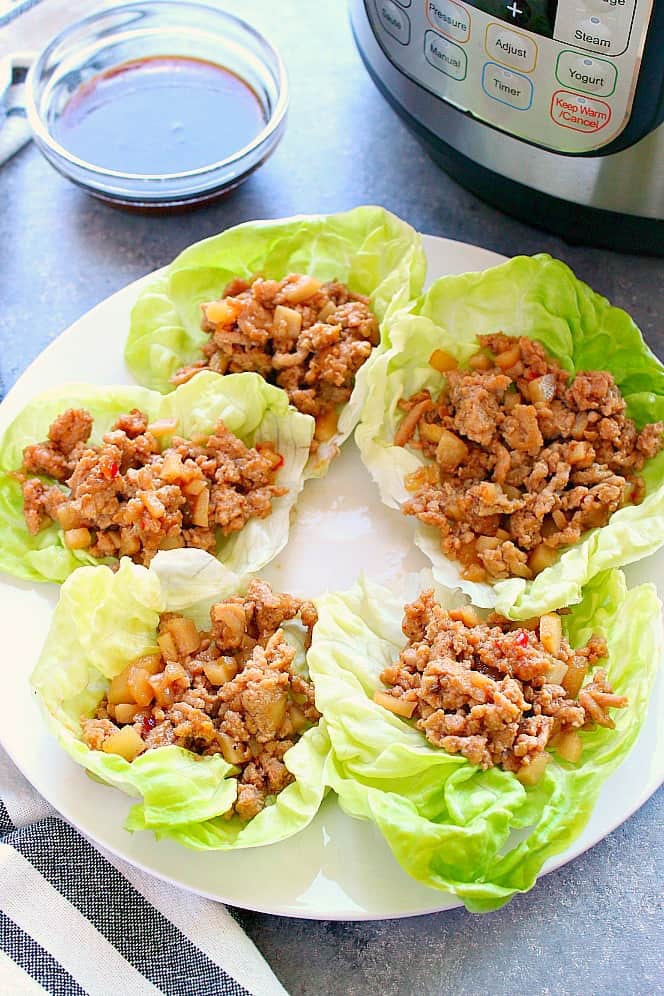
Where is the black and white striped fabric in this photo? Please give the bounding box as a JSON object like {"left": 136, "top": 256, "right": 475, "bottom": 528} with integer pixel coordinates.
{"left": 0, "top": 747, "right": 287, "bottom": 996}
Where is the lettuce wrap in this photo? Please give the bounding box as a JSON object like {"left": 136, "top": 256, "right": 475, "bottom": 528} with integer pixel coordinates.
{"left": 124, "top": 206, "right": 426, "bottom": 474}
{"left": 356, "top": 254, "right": 664, "bottom": 618}
{"left": 31, "top": 549, "right": 330, "bottom": 849}
{"left": 0, "top": 371, "right": 313, "bottom": 583}
{"left": 308, "top": 569, "right": 663, "bottom": 912}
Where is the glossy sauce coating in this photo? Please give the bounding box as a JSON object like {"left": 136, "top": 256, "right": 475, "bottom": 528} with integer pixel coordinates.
{"left": 54, "top": 55, "right": 266, "bottom": 174}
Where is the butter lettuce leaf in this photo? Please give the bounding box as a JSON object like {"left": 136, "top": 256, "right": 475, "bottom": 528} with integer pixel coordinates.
{"left": 356, "top": 254, "right": 664, "bottom": 617}
{"left": 308, "top": 570, "right": 663, "bottom": 912}
{"left": 124, "top": 206, "right": 426, "bottom": 475}
{"left": 31, "top": 550, "right": 330, "bottom": 847}
{"left": 0, "top": 371, "right": 313, "bottom": 583}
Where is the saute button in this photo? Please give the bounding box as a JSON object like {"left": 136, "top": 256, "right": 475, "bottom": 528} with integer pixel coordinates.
{"left": 426, "top": 0, "right": 471, "bottom": 44}
{"left": 424, "top": 31, "right": 467, "bottom": 80}
{"left": 481, "top": 62, "right": 533, "bottom": 110}
{"left": 374, "top": 0, "right": 411, "bottom": 44}
{"left": 550, "top": 90, "right": 612, "bottom": 133}
{"left": 555, "top": 51, "right": 617, "bottom": 97}
{"left": 485, "top": 23, "right": 537, "bottom": 72}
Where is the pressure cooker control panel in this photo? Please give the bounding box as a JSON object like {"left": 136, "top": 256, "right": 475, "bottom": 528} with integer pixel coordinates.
{"left": 366, "top": 0, "right": 654, "bottom": 152}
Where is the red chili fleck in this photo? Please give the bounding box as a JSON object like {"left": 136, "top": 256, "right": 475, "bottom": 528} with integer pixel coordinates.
{"left": 273, "top": 454, "right": 284, "bottom": 470}
{"left": 140, "top": 516, "right": 150, "bottom": 531}
{"left": 515, "top": 630, "right": 529, "bottom": 648}
{"left": 101, "top": 460, "right": 120, "bottom": 480}
{"left": 142, "top": 715, "right": 156, "bottom": 735}
{"left": 526, "top": 370, "right": 539, "bottom": 381}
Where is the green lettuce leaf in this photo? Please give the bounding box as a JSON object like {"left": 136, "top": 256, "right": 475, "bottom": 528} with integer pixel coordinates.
{"left": 124, "top": 206, "right": 426, "bottom": 475}
{"left": 308, "top": 569, "right": 662, "bottom": 912}
{"left": 0, "top": 371, "right": 313, "bottom": 583}
{"left": 356, "top": 253, "right": 664, "bottom": 618}
{"left": 31, "top": 550, "right": 330, "bottom": 847}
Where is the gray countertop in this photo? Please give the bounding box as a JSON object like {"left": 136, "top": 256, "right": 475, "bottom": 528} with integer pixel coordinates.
{"left": 1, "top": 2, "right": 662, "bottom": 994}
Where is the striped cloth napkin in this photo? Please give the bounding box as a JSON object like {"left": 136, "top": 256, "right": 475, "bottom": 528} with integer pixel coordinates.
{"left": 0, "top": 746, "right": 288, "bottom": 996}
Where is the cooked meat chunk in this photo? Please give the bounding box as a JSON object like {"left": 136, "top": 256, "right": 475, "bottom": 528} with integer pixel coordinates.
{"left": 375, "top": 590, "right": 626, "bottom": 779}
{"left": 81, "top": 580, "right": 319, "bottom": 820}
{"left": 17, "top": 408, "right": 287, "bottom": 565}
{"left": 172, "top": 274, "right": 379, "bottom": 436}
{"left": 399, "top": 336, "right": 664, "bottom": 582}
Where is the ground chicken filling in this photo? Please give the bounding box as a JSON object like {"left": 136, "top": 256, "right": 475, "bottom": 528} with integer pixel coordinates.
{"left": 375, "top": 591, "right": 627, "bottom": 782}
{"left": 17, "top": 408, "right": 287, "bottom": 565}
{"left": 81, "top": 580, "right": 320, "bottom": 821}
{"left": 397, "top": 334, "right": 664, "bottom": 582}
{"left": 172, "top": 273, "right": 380, "bottom": 441}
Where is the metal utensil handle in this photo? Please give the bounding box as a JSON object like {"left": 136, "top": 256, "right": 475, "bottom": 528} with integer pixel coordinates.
{"left": 0, "top": 51, "right": 36, "bottom": 165}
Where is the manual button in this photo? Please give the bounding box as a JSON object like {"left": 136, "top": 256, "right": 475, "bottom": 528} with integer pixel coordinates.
{"left": 556, "top": 51, "right": 617, "bottom": 97}
{"left": 482, "top": 62, "right": 533, "bottom": 110}
{"left": 550, "top": 90, "right": 612, "bottom": 133}
{"left": 424, "top": 31, "right": 467, "bottom": 80}
{"left": 485, "top": 24, "right": 537, "bottom": 72}
{"left": 374, "top": 0, "right": 411, "bottom": 44}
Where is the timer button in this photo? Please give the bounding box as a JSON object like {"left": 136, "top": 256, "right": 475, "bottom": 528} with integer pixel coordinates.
{"left": 485, "top": 23, "right": 537, "bottom": 72}
{"left": 374, "top": 0, "right": 411, "bottom": 44}
{"left": 550, "top": 90, "right": 612, "bottom": 133}
{"left": 482, "top": 63, "right": 534, "bottom": 110}
{"left": 555, "top": 51, "right": 617, "bottom": 97}
{"left": 424, "top": 31, "right": 468, "bottom": 80}
{"left": 426, "top": 0, "right": 471, "bottom": 44}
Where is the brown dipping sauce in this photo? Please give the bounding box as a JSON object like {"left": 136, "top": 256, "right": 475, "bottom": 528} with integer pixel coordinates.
{"left": 54, "top": 55, "right": 267, "bottom": 174}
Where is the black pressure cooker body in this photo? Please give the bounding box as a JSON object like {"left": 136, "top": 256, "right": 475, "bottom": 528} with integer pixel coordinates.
{"left": 351, "top": 0, "right": 664, "bottom": 253}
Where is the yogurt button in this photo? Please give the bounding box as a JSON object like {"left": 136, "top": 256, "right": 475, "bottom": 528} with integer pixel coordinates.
{"left": 374, "top": 0, "right": 411, "bottom": 44}
{"left": 556, "top": 50, "right": 617, "bottom": 97}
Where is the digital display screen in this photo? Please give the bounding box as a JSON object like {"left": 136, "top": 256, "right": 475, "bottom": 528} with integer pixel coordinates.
{"left": 464, "top": 0, "right": 558, "bottom": 37}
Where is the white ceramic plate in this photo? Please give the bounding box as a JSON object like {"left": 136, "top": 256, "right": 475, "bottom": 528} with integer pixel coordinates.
{"left": 1, "top": 236, "right": 662, "bottom": 920}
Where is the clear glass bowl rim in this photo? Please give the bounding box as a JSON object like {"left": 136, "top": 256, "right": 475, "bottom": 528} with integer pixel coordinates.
{"left": 24, "top": 0, "right": 289, "bottom": 182}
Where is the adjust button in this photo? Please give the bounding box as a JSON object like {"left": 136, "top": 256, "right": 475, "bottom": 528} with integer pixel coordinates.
{"left": 556, "top": 51, "right": 617, "bottom": 97}
{"left": 550, "top": 90, "right": 612, "bottom": 133}
{"left": 426, "top": 0, "right": 471, "bottom": 44}
{"left": 424, "top": 31, "right": 467, "bottom": 80}
{"left": 482, "top": 62, "right": 533, "bottom": 110}
{"left": 374, "top": 0, "right": 411, "bottom": 44}
{"left": 485, "top": 23, "right": 537, "bottom": 72}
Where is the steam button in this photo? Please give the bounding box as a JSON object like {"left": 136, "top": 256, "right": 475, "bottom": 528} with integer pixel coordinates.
{"left": 374, "top": 0, "right": 411, "bottom": 44}
{"left": 553, "top": 9, "right": 631, "bottom": 56}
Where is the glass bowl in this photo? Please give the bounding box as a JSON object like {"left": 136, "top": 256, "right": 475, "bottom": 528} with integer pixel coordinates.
{"left": 24, "top": 1, "right": 288, "bottom": 209}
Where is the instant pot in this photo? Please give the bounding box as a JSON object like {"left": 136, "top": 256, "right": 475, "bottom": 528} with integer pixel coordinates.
{"left": 351, "top": 0, "right": 664, "bottom": 253}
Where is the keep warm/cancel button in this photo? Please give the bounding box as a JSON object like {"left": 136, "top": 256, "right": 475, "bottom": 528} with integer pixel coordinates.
{"left": 550, "top": 90, "right": 611, "bottom": 133}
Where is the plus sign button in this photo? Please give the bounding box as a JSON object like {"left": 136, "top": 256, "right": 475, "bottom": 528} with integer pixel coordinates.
{"left": 504, "top": 0, "right": 531, "bottom": 27}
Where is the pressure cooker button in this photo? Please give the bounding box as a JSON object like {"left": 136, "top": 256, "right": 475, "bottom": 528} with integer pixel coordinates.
{"left": 481, "top": 63, "right": 533, "bottom": 110}
{"left": 485, "top": 24, "right": 537, "bottom": 72}
{"left": 424, "top": 31, "right": 467, "bottom": 80}
{"left": 550, "top": 90, "right": 612, "bottom": 133}
{"left": 426, "top": 0, "right": 471, "bottom": 44}
{"left": 553, "top": 9, "right": 630, "bottom": 56}
{"left": 374, "top": 0, "right": 411, "bottom": 44}
{"left": 555, "top": 51, "right": 617, "bottom": 97}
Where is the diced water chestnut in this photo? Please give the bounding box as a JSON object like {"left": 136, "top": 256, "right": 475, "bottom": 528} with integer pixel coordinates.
{"left": 101, "top": 726, "right": 145, "bottom": 761}
{"left": 162, "top": 615, "right": 200, "bottom": 656}
{"left": 516, "top": 752, "right": 550, "bottom": 786}
{"left": 539, "top": 613, "right": 562, "bottom": 656}
{"left": 113, "top": 703, "right": 144, "bottom": 725}
{"left": 373, "top": 689, "right": 417, "bottom": 718}
{"left": 64, "top": 527, "right": 92, "bottom": 549}
{"left": 528, "top": 543, "right": 558, "bottom": 574}
{"left": 555, "top": 730, "right": 583, "bottom": 763}
{"left": 436, "top": 430, "right": 468, "bottom": 470}
{"left": 281, "top": 275, "right": 322, "bottom": 304}
{"left": 203, "top": 659, "right": 239, "bottom": 685}
{"left": 429, "top": 348, "right": 458, "bottom": 373}
{"left": 495, "top": 345, "right": 521, "bottom": 369}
